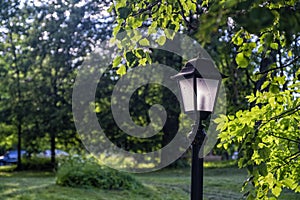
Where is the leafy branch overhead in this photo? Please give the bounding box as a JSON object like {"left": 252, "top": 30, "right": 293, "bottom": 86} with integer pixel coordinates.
{"left": 112, "top": 0, "right": 300, "bottom": 199}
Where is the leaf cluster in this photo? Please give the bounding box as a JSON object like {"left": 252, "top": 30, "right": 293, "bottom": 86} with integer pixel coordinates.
{"left": 216, "top": 78, "right": 300, "bottom": 199}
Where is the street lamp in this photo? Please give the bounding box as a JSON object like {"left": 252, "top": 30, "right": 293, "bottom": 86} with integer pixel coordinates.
{"left": 171, "top": 55, "right": 223, "bottom": 200}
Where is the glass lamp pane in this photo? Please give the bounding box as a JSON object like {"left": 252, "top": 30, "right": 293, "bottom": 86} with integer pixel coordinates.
{"left": 196, "top": 78, "right": 219, "bottom": 112}
{"left": 179, "top": 78, "right": 195, "bottom": 112}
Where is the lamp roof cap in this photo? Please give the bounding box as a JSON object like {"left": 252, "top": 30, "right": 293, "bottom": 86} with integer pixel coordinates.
{"left": 171, "top": 57, "right": 226, "bottom": 80}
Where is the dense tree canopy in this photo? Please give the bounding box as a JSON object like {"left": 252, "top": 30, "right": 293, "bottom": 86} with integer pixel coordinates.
{"left": 0, "top": 0, "right": 113, "bottom": 166}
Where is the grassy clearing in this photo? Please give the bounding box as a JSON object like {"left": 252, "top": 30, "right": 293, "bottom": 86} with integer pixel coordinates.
{"left": 135, "top": 166, "right": 248, "bottom": 199}
{"left": 0, "top": 164, "right": 299, "bottom": 200}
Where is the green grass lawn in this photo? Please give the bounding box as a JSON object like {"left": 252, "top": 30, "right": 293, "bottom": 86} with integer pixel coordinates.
{"left": 0, "top": 164, "right": 299, "bottom": 200}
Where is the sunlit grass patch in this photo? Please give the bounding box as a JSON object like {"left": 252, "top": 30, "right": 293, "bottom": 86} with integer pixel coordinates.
{"left": 204, "top": 160, "right": 237, "bottom": 168}
{"left": 0, "top": 165, "right": 17, "bottom": 175}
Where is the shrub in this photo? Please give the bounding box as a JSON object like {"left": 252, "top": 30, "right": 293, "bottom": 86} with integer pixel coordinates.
{"left": 167, "top": 157, "right": 191, "bottom": 169}
{"left": 56, "top": 156, "right": 142, "bottom": 190}
{"left": 21, "top": 157, "right": 55, "bottom": 171}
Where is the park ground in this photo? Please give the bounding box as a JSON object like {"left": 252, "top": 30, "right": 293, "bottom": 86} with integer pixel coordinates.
{"left": 0, "top": 162, "right": 299, "bottom": 200}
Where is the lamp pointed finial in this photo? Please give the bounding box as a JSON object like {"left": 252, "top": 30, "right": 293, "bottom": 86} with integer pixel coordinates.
{"left": 198, "top": 52, "right": 203, "bottom": 58}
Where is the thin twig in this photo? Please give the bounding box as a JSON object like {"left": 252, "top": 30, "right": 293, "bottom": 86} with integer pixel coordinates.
{"left": 284, "top": 151, "right": 300, "bottom": 162}
{"left": 132, "top": 1, "right": 161, "bottom": 17}
{"left": 268, "top": 132, "right": 300, "bottom": 144}
{"left": 177, "top": 0, "right": 190, "bottom": 28}
{"left": 244, "top": 68, "right": 256, "bottom": 85}
{"left": 272, "top": 151, "right": 300, "bottom": 171}
{"left": 257, "top": 104, "right": 300, "bottom": 130}
{"left": 256, "top": 56, "right": 300, "bottom": 75}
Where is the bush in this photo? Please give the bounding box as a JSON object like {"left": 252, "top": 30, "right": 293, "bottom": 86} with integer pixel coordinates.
{"left": 21, "top": 157, "right": 55, "bottom": 171}
{"left": 167, "top": 156, "right": 191, "bottom": 169}
{"left": 56, "top": 156, "right": 142, "bottom": 190}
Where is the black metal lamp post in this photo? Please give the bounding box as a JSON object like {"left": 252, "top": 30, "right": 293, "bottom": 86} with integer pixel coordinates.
{"left": 172, "top": 56, "right": 223, "bottom": 200}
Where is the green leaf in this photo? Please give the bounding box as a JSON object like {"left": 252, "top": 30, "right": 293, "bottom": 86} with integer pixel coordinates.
{"left": 148, "top": 21, "right": 157, "bottom": 35}
{"left": 131, "top": 30, "right": 143, "bottom": 42}
{"left": 270, "top": 43, "right": 278, "bottom": 50}
{"left": 228, "top": 115, "right": 235, "bottom": 120}
{"left": 135, "top": 49, "right": 145, "bottom": 58}
{"left": 234, "top": 7, "right": 275, "bottom": 34}
{"left": 156, "top": 35, "right": 166, "bottom": 46}
{"left": 237, "top": 37, "right": 243, "bottom": 46}
{"left": 127, "top": 16, "right": 143, "bottom": 29}
{"left": 265, "top": 173, "right": 275, "bottom": 187}
{"left": 164, "top": 29, "right": 175, "bottom": 39}
{"left": 138, "top": 58, "right": 147, "bottom": 66}
{"left": 166, "top": 4, "right": 172, "bottom": 15}
{"left": 274, "top": 76, "right": 286, "bottom": 85}
{"left": 246, "top": 94, "right": 256, "bottom": 103}
{"left": 113, "top": 24, "right": 121, "bottom": 37}
{"left": 186, "top": 0, "right": 196, "bottom": 11}
{"left": 145, "top": 52, "right": 152, "bottom": 64}
{"left": 233, "top": 36, "right": 243, "bottom": 46}
{"left": 115, "top": 27, "right": 125, "bottom": 40}
{"left": 270, "top": 84, "right": 280, "bottom": 94}
{"left": 113, "top": 56, "right": 122, "bottom": 68}
{"left": 139, "top": 38, "right": 150, "bottom": 46}
{"left": 296, "top": 68, "right": 300, "bottom": 79}
{"left": 224, "top": 0, "right": 239, "bottom": 8}
{"left": 283, "top": 178, "right": 297, "bottom": 189}
{"left": 272, "top": 186, "right": 282, "bottom": 197}
{"left": 214, "top": 114, "right": 228, "bottom": 123}
{"left": 236, "top": 53, "right": 249, "bottom": 68}
{"left": 288, "top": 50, "right": 293, "bottom": 57}
{"left": 257, "top": 45, "right": 264, "bottom": 53}
{"left": 269, "top": 197, "right": 277, "bottom": 200}
{"left": 258, "top": 163, "right": 268, "bottom": 176}
{"left": 246, "top": 192, "right": 256, "bottom": 200}
{"left": 108, "top": 4, "right": 114, "bottom": 13}
{"left": 116, "top": 64, "right": 126, "bottom": 76}
{"left": 201, "top": 0, "right": 208, "bottom": 6}
{"left": 216, "top": 122, "right": 226, "bottom": 131}
{"left": 125, "top": 51, "right": 136, "bottom": 64}
{"left": 268, "top": 97, "right": 276, "bottom": 108}
{"left": 261, "top": 81, "right": 269, "bottom": 90}
{"left": 238, "top": 158, "right": 247, "bottom": 168}
{"left": 115, "top": 0, "right": 126, "bottom": 8}
{"left": 118, "top": 7, "right": 131, "bottom": 19}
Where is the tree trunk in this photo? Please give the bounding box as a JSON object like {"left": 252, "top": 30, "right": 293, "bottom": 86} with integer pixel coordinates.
{"left": 51, "top": 132, "right": 56, "bottom": 168}
{"left": 17, "top": 119, "right": 22, "bottom": 170}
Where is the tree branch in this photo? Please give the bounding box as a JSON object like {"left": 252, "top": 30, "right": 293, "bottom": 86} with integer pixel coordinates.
{"left": 267, "top": 132, "right": 300, "bottom": 144}
{"left": 132, "top": 1, "right": 161, "bottom": 17}
{"left": 256, "top": 56, "right": 300, "bottom": 75}
{"left": 258, "top": 104, "right": 300, "bottom": 130}
{"left": 177, "top": 0, "right": 190, "bottom": 28}
{"left": 244, "top": 68, "right": 256, "bottom": 85}
{"left": 284, "top": 151, "right": 300, "bottom": 162}
{"left": 272, "top": 151, "right": 300, "bottom": 172}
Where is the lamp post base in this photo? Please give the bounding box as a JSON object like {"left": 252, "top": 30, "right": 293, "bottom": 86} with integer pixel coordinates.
{"left": 191, "top": 124, "right": 206, "bottom": 200}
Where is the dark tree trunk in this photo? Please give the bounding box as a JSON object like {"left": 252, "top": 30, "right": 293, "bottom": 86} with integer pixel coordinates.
{"left": 51, "top": 132, "right": 56, "bottom": 168}
{"left": 17, "top": 120, "right": 22, "bottom": 170}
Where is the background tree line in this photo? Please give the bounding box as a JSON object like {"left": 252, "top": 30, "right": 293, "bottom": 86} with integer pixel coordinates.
{"left": 0, "top": 0, "right": 113, "bottom": 167}
{"left": 0, "top": 0, "right": 194, "bottom": 169}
